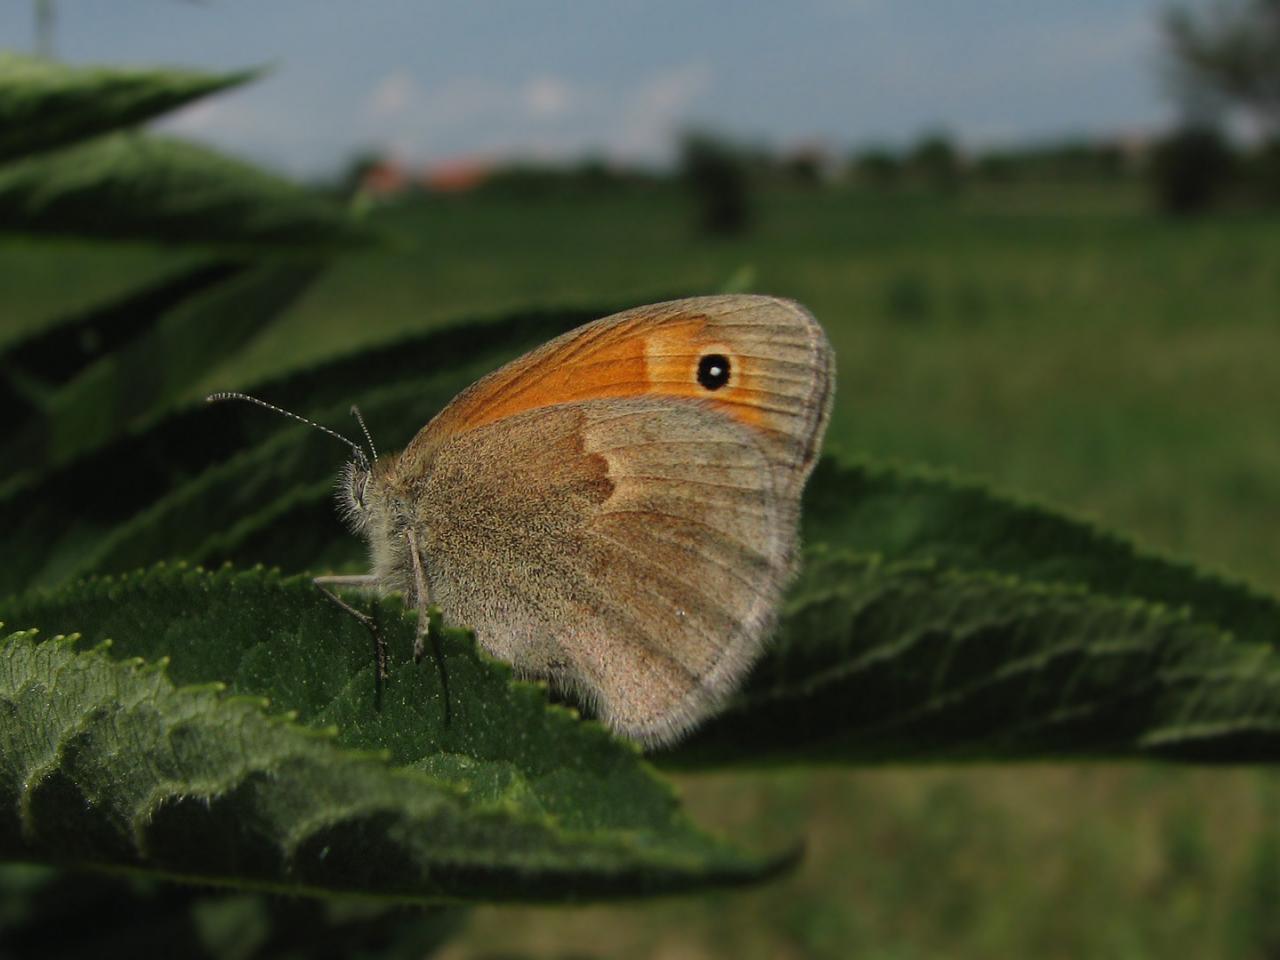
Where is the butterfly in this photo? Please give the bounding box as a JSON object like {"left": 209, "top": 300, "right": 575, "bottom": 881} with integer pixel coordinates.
{"left": 211, "top": 295, "right": 834, "bottom": 748}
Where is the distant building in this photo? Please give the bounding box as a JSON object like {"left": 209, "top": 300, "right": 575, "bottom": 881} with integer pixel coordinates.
{"left": 1111, "top": 131, "right": 1155, "bottom": 172}
{"left": 357, "top": 155, "right": 491, "bottom": 198}
{"left": 359, "top": 159, "right": 412, "bottom": 198}
{"left": 779, "top": 142, "right": 837, "bottom": 183}
{"left": 421, "top": 158, "right": 491, "bottom": 193}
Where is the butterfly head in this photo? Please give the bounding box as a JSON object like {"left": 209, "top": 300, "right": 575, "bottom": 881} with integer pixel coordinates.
{"left": 204, "top": 391, "right": 385, "bottom": 532}
{"left": 337, "top": 452, "right": 392, "bottom": 534}
{"left": 333, "top": 404, "right": 403, "bottom": 543}
{"left": 337, "top": 456, "right": 367, "bottom": 525}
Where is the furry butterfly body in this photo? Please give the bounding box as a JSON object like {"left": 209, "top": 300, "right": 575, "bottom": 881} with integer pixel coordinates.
{"left": 339, "top": 295, "right": 834, "bottom": 747}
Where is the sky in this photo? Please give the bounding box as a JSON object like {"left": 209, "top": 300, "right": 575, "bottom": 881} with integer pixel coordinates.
{"left": 0, "top": 1, "right": 1180, "bottom": 177}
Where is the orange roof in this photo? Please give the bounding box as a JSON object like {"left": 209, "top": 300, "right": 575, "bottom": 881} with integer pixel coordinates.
{"left": 422, "top": 158, "right": 490, "bottom": 193}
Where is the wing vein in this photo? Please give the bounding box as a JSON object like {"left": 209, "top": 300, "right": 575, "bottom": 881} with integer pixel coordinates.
{"left": 596, "top": 508, "right": 777, "bottom": 598}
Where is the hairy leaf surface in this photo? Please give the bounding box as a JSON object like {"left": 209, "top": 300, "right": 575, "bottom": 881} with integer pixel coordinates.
{"left": 0, "top": 568, "right": 784, "bottom": 901}
{"left": 803, "top": 459, "right": 1280, "bottom": 650}
{"left": 668, "top": 551, "right": 1280, "bottom": 766}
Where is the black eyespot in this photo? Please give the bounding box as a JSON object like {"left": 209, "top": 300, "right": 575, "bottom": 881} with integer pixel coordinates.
{"left": 697, "top": 353, "right": 731, "bottom": 391}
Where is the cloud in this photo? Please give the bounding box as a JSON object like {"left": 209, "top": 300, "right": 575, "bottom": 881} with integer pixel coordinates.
{"left": 1042, "top": 7, "right": 1156, "bottom": 72}
{"left": 609, "top": 62, "right": 713, "bottom": 162}
{"left": 160, "top": 96, "right": 258, "bottom": 138}
{"left": 347, "top": 62, "right": 711, "bottom": 167}
{"left": 523, "top": 76, "right": 574, "bottom": 118}
{"left": 367, "top": 70, "right": 419, "bottom": 120}
{"left": 154, "top": 91, "right": 329, "bottom": 176}
{"left": 358, "top": 70, "right": 584, "bottom": 156}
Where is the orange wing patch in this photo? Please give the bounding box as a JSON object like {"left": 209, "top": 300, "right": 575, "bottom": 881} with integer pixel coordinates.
{"left": 640, "top": 319, "right": 767, "bottom": 429}
{"left": 400, "top": 296, "right": 830, "bottom": 482}
{"left": 416, "top": 308, "right": 727, "bottom": 440}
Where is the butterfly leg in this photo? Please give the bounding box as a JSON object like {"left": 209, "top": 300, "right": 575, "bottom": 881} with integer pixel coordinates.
{"left": 405, "top": 528, "right": 451, "bottom": 725}
{"left": 313, "top": 574, "right": 388, "bottom": 693}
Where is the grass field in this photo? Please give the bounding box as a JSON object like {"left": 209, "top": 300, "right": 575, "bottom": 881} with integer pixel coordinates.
{"left": 7, "top": 180, "right": 1280, "bottom": 957}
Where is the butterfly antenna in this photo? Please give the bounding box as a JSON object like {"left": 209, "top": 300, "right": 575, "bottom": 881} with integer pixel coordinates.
{"left": 350, "top": 405, "right": 378, "bottom": 462}
{"left": 206, "top": 391, "right": 368, "bottom": 468}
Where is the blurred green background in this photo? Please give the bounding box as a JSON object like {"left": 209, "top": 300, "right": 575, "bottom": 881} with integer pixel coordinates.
{"left": 4, "top": 1, "right": 1280, "bottom": 956}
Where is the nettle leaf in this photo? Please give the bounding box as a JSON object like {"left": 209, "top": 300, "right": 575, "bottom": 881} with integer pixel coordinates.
{"left": 2, "top": 261, "right": 323, "bottom": 478}
{"left": 0, "top": 134, "right": 368, "bottom": 248}
{"left": 0, "top": 863, "right": 467, "bottom": 960}
{"left": 802, "top": 458, "right": 1280, "bottom": 650}
{"left": 0, "top": 260, "right": 236, "bottom": 400}
{"left": 667, "top": 551, "right": 1280, "bottom": 766}
{"left": 0, "top": 54, "right": 258, "bottom": 163}
{"left": 0, "top": 567, "right": 786, "bottom": 901}
{"left": 0, "top": 259, "right": 234, "bottom": 469}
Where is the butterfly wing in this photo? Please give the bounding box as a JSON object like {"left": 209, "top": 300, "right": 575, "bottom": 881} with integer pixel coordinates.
{"left": 402, "top": 295, "right": 835, "bottom": 498}
{"left": 390, "top": 295, "right": 835, "bottom": 746}
{"left": 416, "top": 396, "right": 799, "bottom": 746}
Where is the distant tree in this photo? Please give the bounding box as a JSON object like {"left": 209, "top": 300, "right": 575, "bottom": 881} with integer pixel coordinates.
{"left": 973, "top": 141, "right": 1129, "bottom": 183}
{"left": 1246, "top": 137, "right": 1280, "bottom": 201}
{"left": 851, "top": 147, "right": 901, "bottom": 188}
{"left": 571, "top": 156, "right": 615, "bottom": 189}
{"left": 1159, "top": 1, "right": 1279, "bottom": 208}
{"left": 907, "top": 131, "right": 962, "bottom": 191}
{"left": 1151, "top": 126, "right": 1237, "bottom": 213}
{"left": 337, "top": 149, "right": 386, "bottom": 199}
{"left": 1163, "top": 0, "right": 1280, "bottom": 136}
{"left": 780, "top": 147, "right": 826, "bottom": 187}
{"left": 679, "top": 132, "right": 752, "bottom": 237}
{"left": 972, "top": 150, "right": 1018, "bottom": 183}
{"left": 476, "top": 157, "right": 647, "bottom": 199}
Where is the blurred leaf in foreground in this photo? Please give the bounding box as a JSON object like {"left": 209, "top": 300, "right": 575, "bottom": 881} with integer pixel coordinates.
{"left": 1, "top": 260, "right": 324, "bottom": 477}
{"left": 0, "top": 134, "right": 370, "bottom": 249}
{"left": 0, "top": 863, "right": 465, "bottom": 960}
{"left": 0, "top": 54, "right": 258, "bottom": 164}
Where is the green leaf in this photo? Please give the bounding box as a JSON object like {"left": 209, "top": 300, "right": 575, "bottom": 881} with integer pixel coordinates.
{"left": 0, "top": 863, "right": 467, "bottom": 960}
{"left": 0, "top": 567, "right": 787, "bottom": 902}
{"left": 0, "top": 134, "right": 369, "bottom": 249}
{"left": 667, "top": 551, "right": 1280, "bottom": 767}
{"left": 802, "top": 458, "right": 1280, "bottom": 650}
{"left": 0, "top": 54, "right": 259, "bottom": 164}
{"left": 0, "top": 259, "right": 237, "bottom": 469}
{"left": 0, "top": 244, "right": 201, "bottom": 353}
{"left": 0, "top": 260, "right": 237, "bottom": 395}
{"left": 1, "top": 261, "right": 325, "bottom": 476}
